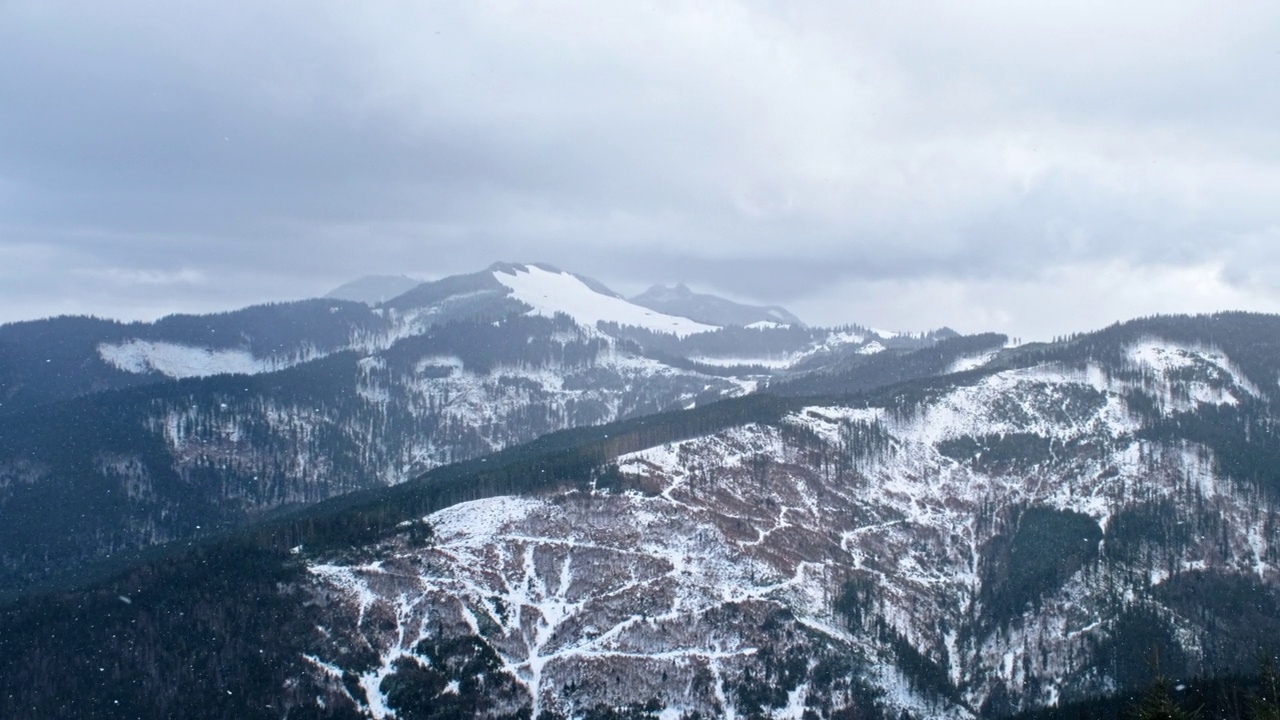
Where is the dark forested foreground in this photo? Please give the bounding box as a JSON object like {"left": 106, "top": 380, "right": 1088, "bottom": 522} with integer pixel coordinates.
{"left": 0, "top": 545, "right": 335, "bottom": 720}
{"left": 2, "top": 312, "right": 1280, "bottom": 718}
{"left": 1015, "top": 667, "right": 1280, "bottom": 720}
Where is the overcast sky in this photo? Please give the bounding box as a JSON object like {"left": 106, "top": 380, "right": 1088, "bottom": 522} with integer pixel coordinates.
{"left": 2, "top": 1, "right": 1278, "bottom": 339}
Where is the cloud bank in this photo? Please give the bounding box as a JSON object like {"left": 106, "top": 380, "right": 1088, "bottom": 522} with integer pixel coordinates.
{"left": 2, "top": 1, "right": 1278, "bottom": 338}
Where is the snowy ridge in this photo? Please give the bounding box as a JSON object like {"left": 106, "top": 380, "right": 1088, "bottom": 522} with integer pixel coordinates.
{"left": 493, "top": 264, "right": 720, "bottom": 338}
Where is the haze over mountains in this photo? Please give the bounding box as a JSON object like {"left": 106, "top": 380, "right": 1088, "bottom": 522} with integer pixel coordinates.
{"left": 1, "top": 261, "right": 1277, "bottom": 720}
{"left": 630, "top": 283, "right": 805, "bottom": 329}
{"left": 326, "top": 276, "right": 424, "bottom": 305}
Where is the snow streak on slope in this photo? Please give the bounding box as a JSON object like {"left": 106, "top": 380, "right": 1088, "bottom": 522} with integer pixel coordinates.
{"left": 493, "top": 265, "right": 719, "bottom": 338}
{"left": 947, "top": 350, "right": 999, "bottom": 373}
{"left": 97, "top": 340, "right": 316, "bottom": 379}
{"left": 746, "top": 321, "right": 789, "bottom": 330}
{"left": 688, "top": 329, "right": 874, "bottom": 370}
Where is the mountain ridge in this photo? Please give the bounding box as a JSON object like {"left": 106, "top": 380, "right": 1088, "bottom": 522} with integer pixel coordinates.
{"left": 2, "top": 312, "right": 1279, "bottom": 719}
{"left": 325, "top": 275, "right": 423, "bottom": 304}
{"left": 631, "top": 282, "right": 805, "bottom": 327}
{"left": 0, "top": 261, "right": 950, "bottom": 599}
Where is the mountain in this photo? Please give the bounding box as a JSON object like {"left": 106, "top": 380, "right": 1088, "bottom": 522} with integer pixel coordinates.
{"left": 2, "top": 312, "right": 1279, "bottom": 719}
{"left": 284, "top": 314, "right": 1280, "bottom": 718}
{"left": 0, "top": 263, "right": 897, "bottom": 418}
{"left": 631, "top": 282, "right": 804, "bottom": 327}
{"left": 0, "top": 264, "right": 710, "bottom": 417}
{"left": 0, "top": 299, "right": 391, "bottom": 415}
{"left": 325, "top": 275, "right": 423, "bottom": 304}
{"left": 0, "top": 261, "right": 946, "bottom": 599}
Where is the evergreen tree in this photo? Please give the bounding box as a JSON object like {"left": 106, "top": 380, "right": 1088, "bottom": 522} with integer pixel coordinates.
{"left": 1132, "top": 651, "right": 1197, "bottom": 720}
{"left": 1253, "top": 658, "right": 1280, "bottom": 720}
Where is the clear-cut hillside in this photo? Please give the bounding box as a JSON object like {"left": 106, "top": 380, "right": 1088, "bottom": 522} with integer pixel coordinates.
{"left": 302, "top": 330, "right": 1280, "bottom": 719}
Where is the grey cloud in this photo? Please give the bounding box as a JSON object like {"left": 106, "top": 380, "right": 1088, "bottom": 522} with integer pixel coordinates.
{"left": 2, "top": 1, "right": 1279, "bottom": 337}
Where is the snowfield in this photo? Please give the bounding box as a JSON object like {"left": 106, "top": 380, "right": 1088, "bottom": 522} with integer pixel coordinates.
{"left": 494, "top": 264, "right": 719, "bottom": 338}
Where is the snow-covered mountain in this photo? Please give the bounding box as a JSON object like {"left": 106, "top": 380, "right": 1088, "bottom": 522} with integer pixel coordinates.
{"left": 294, "top": 322, "right": 1280, "bottom": 718}
{"left": 0, "top": 299, "right": 391, "bottom": 414}
{"left": 493, "top": 264, "right": 719, "bottom": 337}
{"left": 1, "top": 262, "right": 903, "bottom": 416}
{"left": 0, "top": 262, "right": 950, "bottom": 597}
{"left": 4, "top": 313, "right": 1279, "bottom": 720}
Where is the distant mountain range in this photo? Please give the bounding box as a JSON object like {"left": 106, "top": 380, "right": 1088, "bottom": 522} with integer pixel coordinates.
{"left": 0, "top": 262, "right": 926, "bottom": 599}
{"left": 2, "top": 264, "right": 1277, "bottom": 720}
{"left": 324, "top": 275, "right": 423, "bottom": 304}
{"left": 630, "top": 282, "right": 805, "bottom": 327}
{"left": 0, "top": 263, "right": 820, "bottom": 417}
{"left": 323, "top": 272, "right": 810, "bottom": 329}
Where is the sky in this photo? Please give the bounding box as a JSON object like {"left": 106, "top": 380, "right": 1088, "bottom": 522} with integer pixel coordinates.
{"left": 2, "top": 1, "right": 1278, "bottom": 340}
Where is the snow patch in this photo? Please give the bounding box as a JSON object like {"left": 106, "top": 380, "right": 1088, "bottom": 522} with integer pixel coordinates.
{"left": 823, "top": 330, "right": 866, "bottom": 347}
{"left": 1127, "top": 340, "right": 1260, "bottom": 406}
{"left": 948, "top": 350, "right": 998, "bottom": 373}
{"left": 687, "top": 354, "right": 802, "bottom": 370}
{"left": 98, "top": 340, "right": 298, "bottom": 378}
{"left": 493, "top": 265, "right": 719, "bottom": 338}
{"left": 907, "top": 364, "right": 1138, "bottom": 445}
{"left": 429, "top": 495, "right": 545, "bottom": 544}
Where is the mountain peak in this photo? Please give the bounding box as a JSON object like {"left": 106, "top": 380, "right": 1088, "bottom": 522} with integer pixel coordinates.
{"left": 489, "top": 263, "right": 717, "bottom": 337}
{"left": 631, "top": 283, "right": 803, "bottom": 327}
{"left": 324, "top": 275, "right": 422, "bottom": 304}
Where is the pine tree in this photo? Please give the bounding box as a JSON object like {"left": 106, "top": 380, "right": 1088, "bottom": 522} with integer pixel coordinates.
{"left": 1253, "top": 657, "right": 1280, "bottom": 720}
{"left": 1132, "top": 650, "right": 1197, "bottom": 720}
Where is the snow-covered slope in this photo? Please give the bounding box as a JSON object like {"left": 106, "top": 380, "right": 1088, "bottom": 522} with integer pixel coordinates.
{"left": 9, "top": 318, "right": 1280, "bottom": 719}
{"left": 493, "top": 264, "right": 719, "bottom": 338}
{"left": 97, "top": 339, "right": 320, "bottom": 379}
{"left": 304, "top": 336, "right": 1280, "bottom": 719}
{"left": 0, "top": 310, "right": 770, "bottom": 596}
